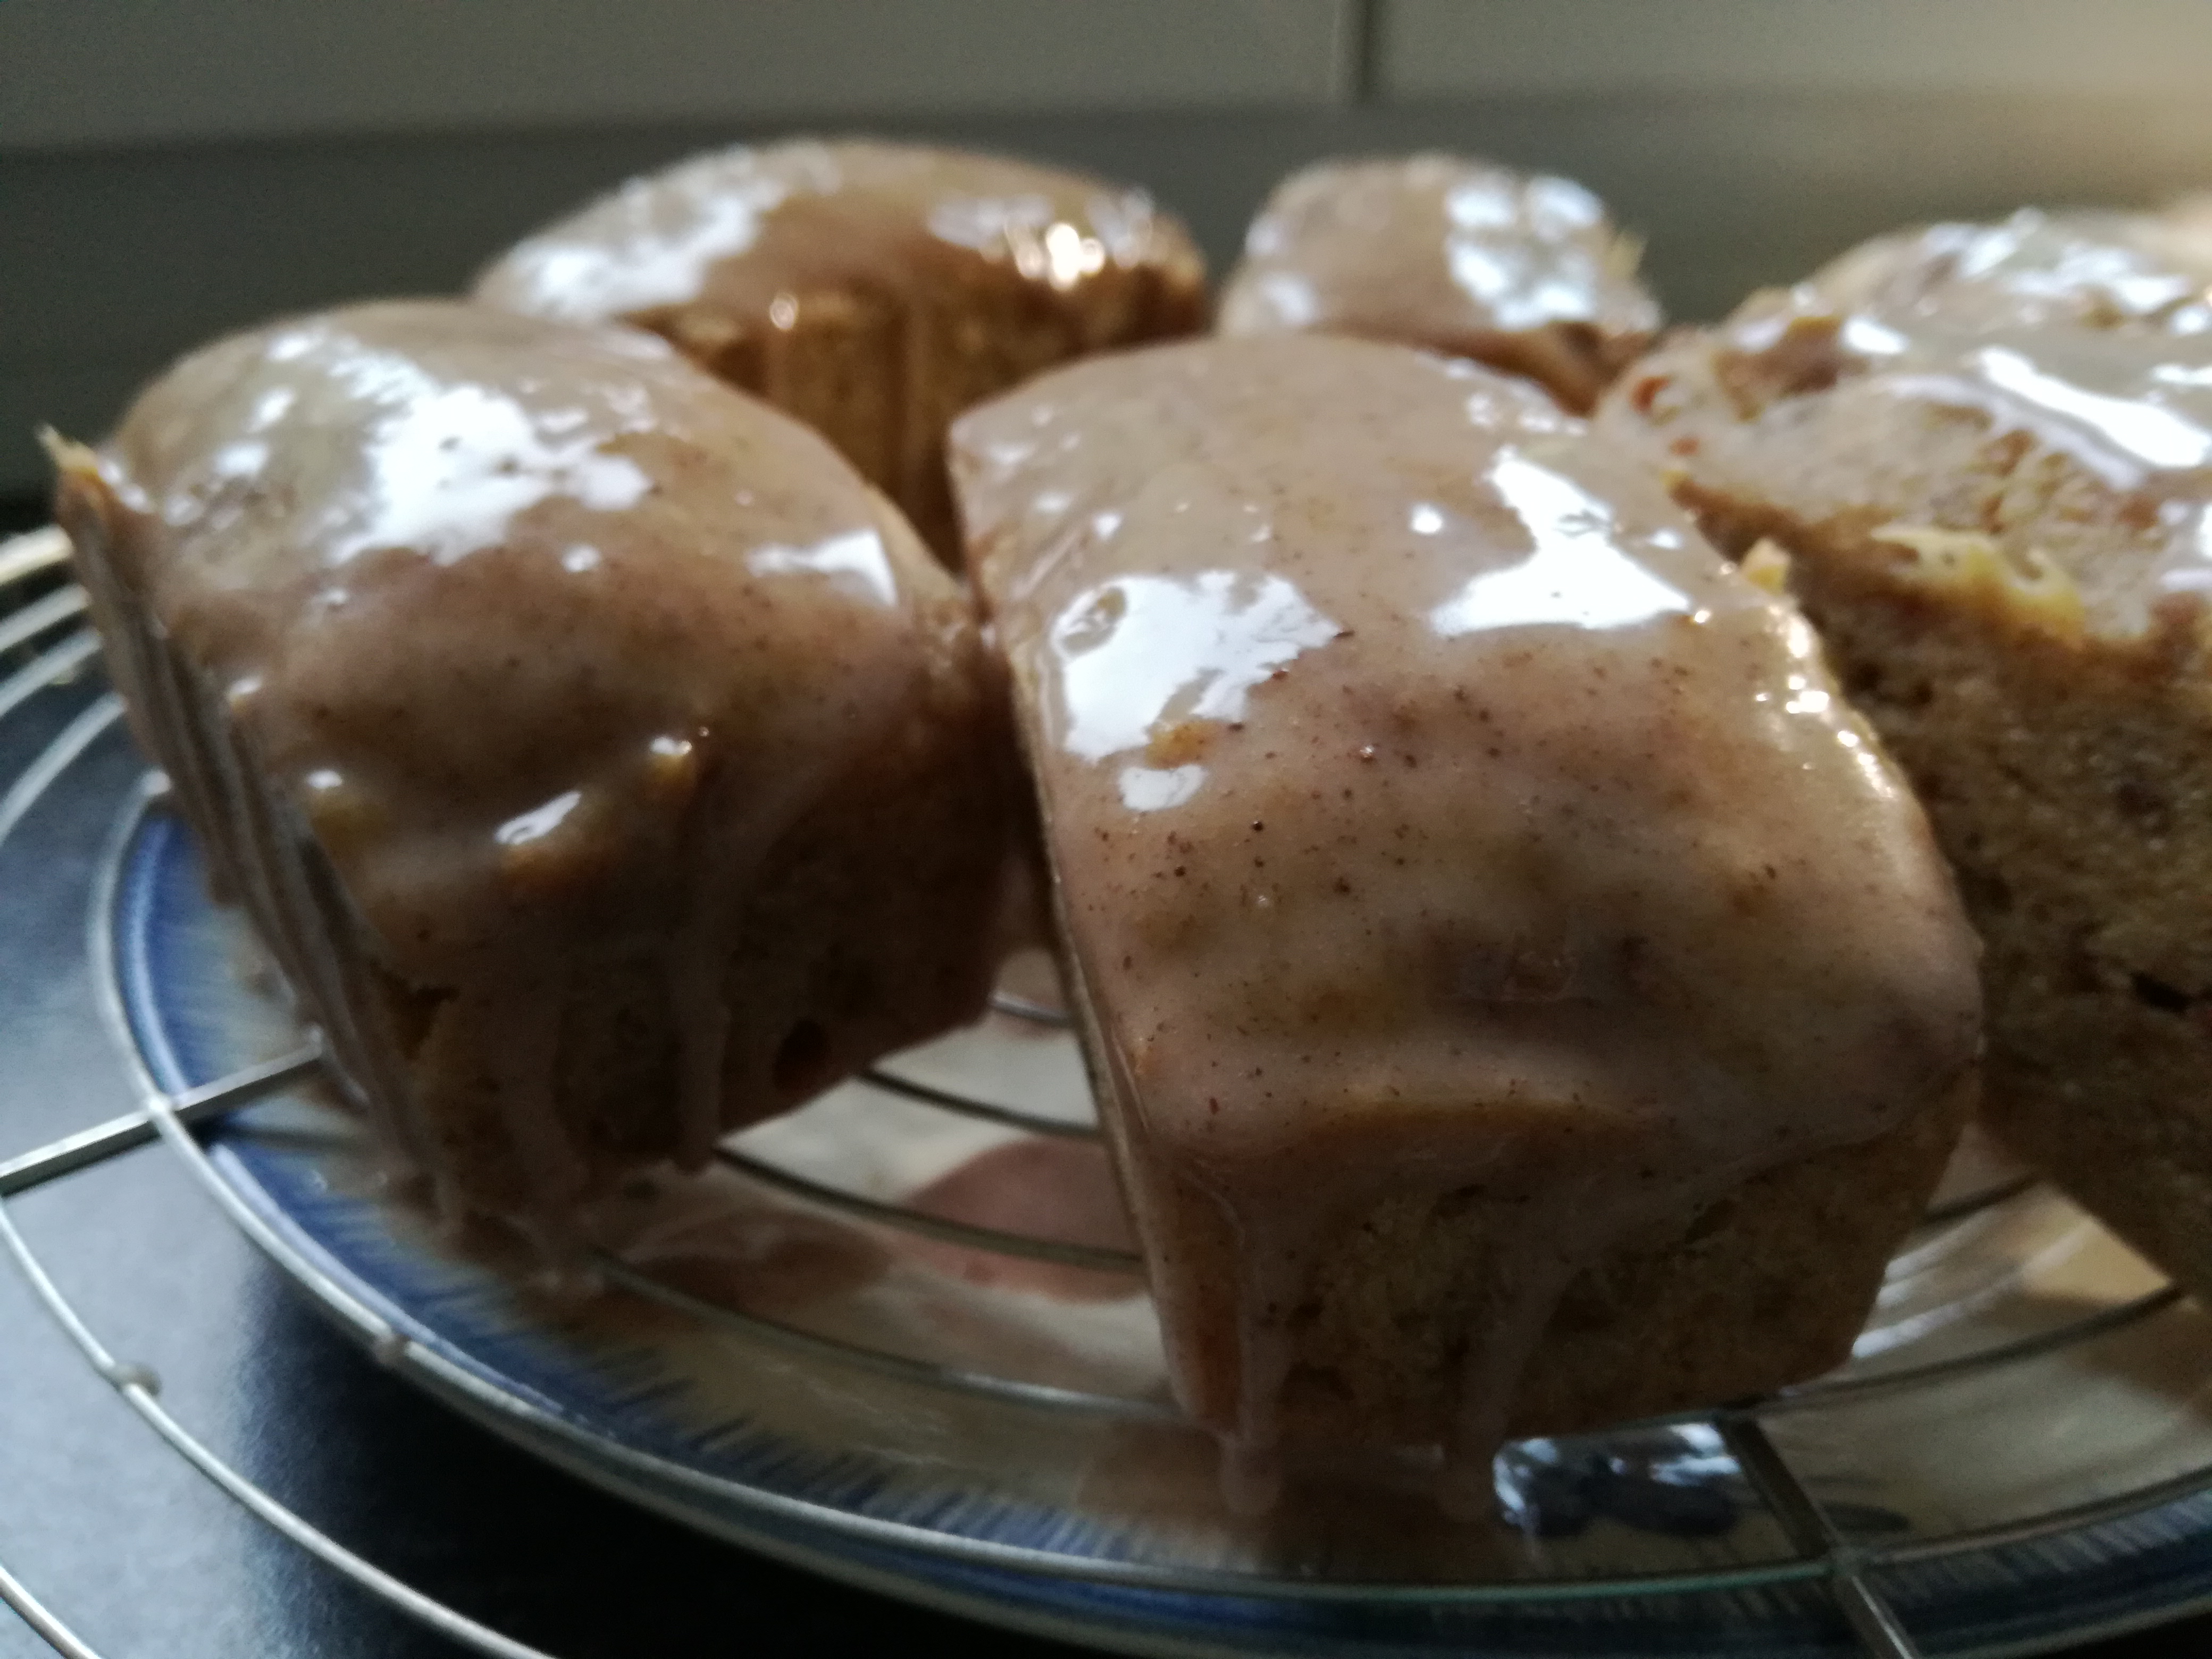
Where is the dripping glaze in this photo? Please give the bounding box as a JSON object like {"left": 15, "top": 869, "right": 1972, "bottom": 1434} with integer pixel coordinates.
{"left": 954, "top": 335, "right": 1979, "bottom": 1510}
{"left": 56, "top": 299, "right": 978, "bottom": 1230}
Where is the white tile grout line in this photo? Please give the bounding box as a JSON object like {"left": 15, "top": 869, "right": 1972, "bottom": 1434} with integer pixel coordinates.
{"left": 1332, "top": 0, "right": 1381, "bottom": 105}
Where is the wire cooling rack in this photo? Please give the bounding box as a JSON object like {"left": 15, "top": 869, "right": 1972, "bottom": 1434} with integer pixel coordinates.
{"left": 3, "top": 524, "right": 2209, "bottom": 1659}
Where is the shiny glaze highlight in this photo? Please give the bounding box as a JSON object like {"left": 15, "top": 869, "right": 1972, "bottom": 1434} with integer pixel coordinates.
{"left": 476, "top": 139, "right": 1199, "bottom": 325}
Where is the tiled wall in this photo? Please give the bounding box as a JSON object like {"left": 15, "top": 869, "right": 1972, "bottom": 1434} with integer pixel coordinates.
{"left": 0, "top": 1, "right": 1359, "bottom": 148}
{"left": 14, "top": 0, "right": 2212, "bottom": 149}
{"left": 1379, "top": 0, "right": 2212, "bottom": 97}
{"left": 7, "top": 1, "right": 2212, "bottom": 493}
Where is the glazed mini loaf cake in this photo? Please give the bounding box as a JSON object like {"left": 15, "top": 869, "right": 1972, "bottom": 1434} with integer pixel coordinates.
{"left": 475, "top": 139, "right": 1209, "bottom": 560}
{"left": 1802, "top": 205, "right": 2212, "bottom": 332}
{"left": 950, "top": 335, "right": 1980, "bottom": 1507}
{"left": 1217, "top": 154, "right": 1659, "bottom": 412}
{"left": 52, "top": 300, "right": 1013, "bottom": 1234}
{"left": 1596, "top": 205, "right": 2212, "bottom": 1304}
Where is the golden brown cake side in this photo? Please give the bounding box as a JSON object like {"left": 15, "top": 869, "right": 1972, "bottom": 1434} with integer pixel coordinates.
{"left": 474, "top": 139, "right": 1210, "bottom": 560}
{"left": 1595, "top": 207, "right": 2212, "bottom": 1298}
{"left": 953, "top": 336, "right": 1980, "bottom": 1508}
{"left": 52, "top": 299, "right": 1015, "bottom": 1233}
{"left": 1217, "top": 154, "right": 1660, "bottom": 413}
{"left": 1150, "top": 1075, "right": 1971, "bottom": 1447}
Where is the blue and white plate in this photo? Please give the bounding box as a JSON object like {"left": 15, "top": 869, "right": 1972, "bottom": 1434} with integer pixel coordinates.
{"left": 12, "top": 531, "right": 2212, "bottom": 1657}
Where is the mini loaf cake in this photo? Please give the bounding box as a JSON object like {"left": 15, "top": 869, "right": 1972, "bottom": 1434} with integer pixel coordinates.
{"left": 52, "top": 300, "right": 1013, "bottom": 1235}
{"left": 475, "top": 139, "right": 1209, "bottom": 560}
{"left": 1802, "top": 206, "right": 2212, "bottom": 333}
{"left": 950, "top": 334, "right": 1981, "bottom": 1508}
{"left": 1217, "top": 154, "right": 1660, "bottom": 412}
{"left": 1596, "top": 204, "right": 2212, "bottom": 1304}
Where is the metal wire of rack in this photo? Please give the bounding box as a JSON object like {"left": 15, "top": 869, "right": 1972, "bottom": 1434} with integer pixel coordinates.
{"left": 3, "top": 524, "right": 2209, "bottom": 1659}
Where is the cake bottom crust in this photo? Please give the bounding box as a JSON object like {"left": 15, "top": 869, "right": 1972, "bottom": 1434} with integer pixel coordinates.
{"left": 1132, "top": 1077, "right": 1970, "bottom": 1449}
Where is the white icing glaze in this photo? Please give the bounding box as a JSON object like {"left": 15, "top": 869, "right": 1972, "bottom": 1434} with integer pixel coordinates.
{"left": 475, "top": 139, "right": 1209, "bottom": 563}
{"left": 1702, "top": 205, "right": 2212, "bottom": 630}
{"left": 954, "top": 336, "right": 1980, "bottom": 1499}
{"left": 1218, "top": 155, "right": 1658, "bottom": 409}
{"left": 476, "top": 139, "right": 1196, "bottom": 325}
{"left": 55, "top": 299, "right": 1007, "bottom": 1225}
